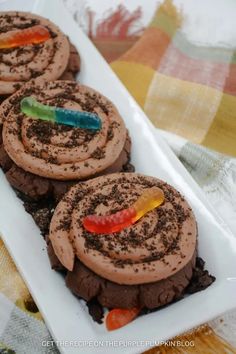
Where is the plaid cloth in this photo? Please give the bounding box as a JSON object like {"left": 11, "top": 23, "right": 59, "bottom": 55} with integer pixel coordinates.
{"left": 111, "top": 0, "right": 236, "bottom": 234}
{"left": 0, "top": 239, "right": 57, "bottom": 354}
{"left": 1, "top": 0, "right": 236, "bottom": 353}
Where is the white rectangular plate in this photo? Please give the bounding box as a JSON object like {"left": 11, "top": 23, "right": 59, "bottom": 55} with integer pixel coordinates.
{"left": 0, "top": 1, "right": 236, "bottom": 353}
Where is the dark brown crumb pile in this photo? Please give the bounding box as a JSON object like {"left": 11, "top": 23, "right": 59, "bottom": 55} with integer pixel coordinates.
{"left": 186, "top": 257, "right": 216, "bottom": 293}
{"left": 18, "top": 191, "right": 55, "bottom": 237}
{"left": 87, "top": 299, "right": 104, "bottom": 324}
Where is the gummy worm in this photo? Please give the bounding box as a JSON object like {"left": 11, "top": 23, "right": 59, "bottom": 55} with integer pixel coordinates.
{"left": 0, "top": 25, "right": 50, "bottom": 49}
{"left": 21, "top": 96, "right": 102, "bottom": 131}
{"left": 83, "top": 187, "right": 165, "bottom": 234}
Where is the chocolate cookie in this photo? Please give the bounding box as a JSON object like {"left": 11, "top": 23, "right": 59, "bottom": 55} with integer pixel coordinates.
{"left": 0, "top": 11, "right": 80, "bottom": 100}
{"left": 49, "top": 173, "right": 199, "bottom": 309}
{"left": 0, "top": 81, "right": 132, "bottom": 201}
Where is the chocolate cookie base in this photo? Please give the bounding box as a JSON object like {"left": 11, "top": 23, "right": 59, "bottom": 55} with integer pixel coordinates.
{"left": 47, "top": 240, "right": 215, "bottom": 324}
{"left": 65, "top": 255, "right": 196, "bottom": 309}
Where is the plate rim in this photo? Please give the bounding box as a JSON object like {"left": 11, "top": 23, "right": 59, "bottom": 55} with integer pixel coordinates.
{"left": 0, "top": 1, "right": 236, "bottom": 353}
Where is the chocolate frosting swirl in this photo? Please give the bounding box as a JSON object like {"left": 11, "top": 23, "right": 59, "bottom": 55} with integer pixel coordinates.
{"left": 0, "top": 11, "right": 70, "bottom": 95}
{"left": 49, "top": 173, "right": 197, "bottom": 285}
{"left": 0, "top": 81, "right": 127, "bottom": 180}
